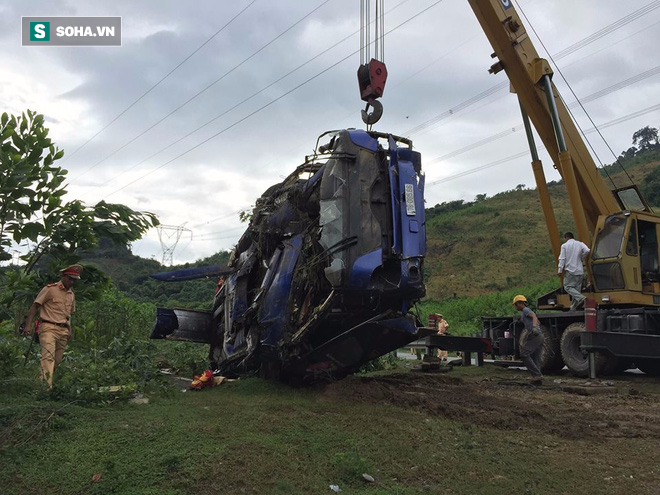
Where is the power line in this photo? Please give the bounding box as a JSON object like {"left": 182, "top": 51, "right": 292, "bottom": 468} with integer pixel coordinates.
{"left": 83, "top": 0, "right": 653, "bottom": 200}
{"left": 65, "top": 0, "right": 257, "bottom": 170}
{"left": 427, "top": 64, "right": 660, "bottom": 164}
{"left": 427, "top": 150, "right": 530, "bottom": 187}
{"left": 192, "top": 233, "right": 249, "bottom": 242}
{"left": 515, "top": 0, "right": 632, "bottom": 186}
{"left": 166, "top": 101, "right": 660, "bottom": 254}
{"left": 426, "top": 102, "right": 660, "bottom": 187}
{"left": 552, "top": 0, "right": 660, "bottom": 60}
{"left": 190, "top": 209, "right": 246, "bottom": 229}
{"left": 93, "top": 15, "right": 360, "bottom": 191}
{"left": 428, "top": 126, "right": 522, "bottom": 164}
{"left": 403, "top": 82, "right": 508, "bottom": 136}
{"left": 80, "top": 0, "right": 415, "bottom": 197}
{"left": 70, "top": 0, "right": 333, "bottom": 185}
{"left": 580, "top": 65, "right": 660, "bottom": 105}
{"left": 403, "top": 0, "right": 660, "bottom": 138}
{"left": 195, "top": 225, "right": 247, "bottom": 238}
{"left": 100, "top": 0, "right": 447, "bottom": 199}
{"left": 426, "top": 4, "right": 660, "bottom": 190}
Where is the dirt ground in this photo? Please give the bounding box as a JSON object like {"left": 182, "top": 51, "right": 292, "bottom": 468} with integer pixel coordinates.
{"left": 323, "top": 366, "right": 660, "bottom": 441}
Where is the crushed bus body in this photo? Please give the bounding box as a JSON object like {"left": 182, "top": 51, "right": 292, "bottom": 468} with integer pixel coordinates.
{"left": 151, "top": 129, "right": 427, "bottom": 383}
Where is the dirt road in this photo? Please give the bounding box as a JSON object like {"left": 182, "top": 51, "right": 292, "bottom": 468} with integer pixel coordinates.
{"left": 321, "top": 365, "right": 660, "bottom": 492}
{"left": 325, "top": 367, "right": 660, "bottom": 440}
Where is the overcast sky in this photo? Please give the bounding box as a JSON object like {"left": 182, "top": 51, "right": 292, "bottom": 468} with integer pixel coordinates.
{"left": 3, "top": 0, "right": 660, "bottom": 265}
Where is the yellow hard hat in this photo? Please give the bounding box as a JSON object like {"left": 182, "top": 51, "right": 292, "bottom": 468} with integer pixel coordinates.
{"left": 512, "top": 294, "right": 527, "bottom": 305}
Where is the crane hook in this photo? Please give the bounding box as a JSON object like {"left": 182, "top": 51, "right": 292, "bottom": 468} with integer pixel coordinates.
{"left": 361, "top": 98, "right": 383, "bottom": 126}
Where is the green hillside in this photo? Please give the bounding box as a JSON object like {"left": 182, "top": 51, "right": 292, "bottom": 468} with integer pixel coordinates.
{"left": 423, "top": 154, "right": 660, "bottom": 301}
{"left": 425, "top": 185, "right": 572, "bottom": 300}
{"left": 79, "top": 237, "right": 231, "bottom": 309}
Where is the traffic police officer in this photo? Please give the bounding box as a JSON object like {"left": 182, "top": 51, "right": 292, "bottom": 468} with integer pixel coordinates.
{"left": 24, "top": 264, "right": 83, "bottom": 387}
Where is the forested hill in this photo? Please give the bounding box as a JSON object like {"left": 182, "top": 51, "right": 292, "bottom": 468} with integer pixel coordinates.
{"left": 83, "top": 150, "right": 660, "bottom": 307}
{"left": 80, "top": 238, "right": 230, "bottom": 309}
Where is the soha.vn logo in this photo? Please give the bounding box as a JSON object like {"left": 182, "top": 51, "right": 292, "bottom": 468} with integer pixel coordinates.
{"left": 30, "top": 22, "right": 50, "bottom": 41}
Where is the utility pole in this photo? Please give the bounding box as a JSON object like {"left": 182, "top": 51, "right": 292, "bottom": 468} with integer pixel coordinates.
{"left": 156, "top": 224, "right": 192, "bottom": 266}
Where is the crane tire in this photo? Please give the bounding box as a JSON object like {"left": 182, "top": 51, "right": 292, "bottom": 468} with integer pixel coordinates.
{"left": 539, "top": 324, "right": 563, "bottom": 374}
{"left": 560, "top": 322, "right": 614, "bottom": 377}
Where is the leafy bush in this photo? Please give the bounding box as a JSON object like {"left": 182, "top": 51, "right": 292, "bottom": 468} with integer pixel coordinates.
{"left": 153, "top": 341, "right": 209, "bottom": 378}
{"left": 0, "top": 283, "right": 212, "bottom": 404}
{"left": 49, "top": 338, "right": 168, "bottom": 403}
{"left": 1, "top": 334, "right": 210, "bottom": 405}
{"left": 73, "top": 286, "right": 155, "bottom": 346}
{"left": 0, "top": 332, "right": 25, "bottom": 378}
{"left": 642, "top": 164, "right": 660, "bottom": 206}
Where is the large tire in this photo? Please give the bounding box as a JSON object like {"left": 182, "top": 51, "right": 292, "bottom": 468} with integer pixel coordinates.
{"left": 560, "top": 322, "right": 616, "bottom": 377}
{"left": 539, "top": 324, "right": 563, "bottom": 374}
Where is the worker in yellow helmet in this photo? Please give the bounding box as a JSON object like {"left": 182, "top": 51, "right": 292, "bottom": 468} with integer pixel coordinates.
{"left": 512, "top": 295, "right": 543, "bottom": 385}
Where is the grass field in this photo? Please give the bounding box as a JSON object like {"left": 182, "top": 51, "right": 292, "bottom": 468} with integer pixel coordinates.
{"left": 2, "top": 361, "right": 659, "bottom": 494}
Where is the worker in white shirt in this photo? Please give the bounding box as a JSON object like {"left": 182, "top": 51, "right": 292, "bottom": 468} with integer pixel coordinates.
{"left": 557, "top": 232, "right": 590, "bottom": 311}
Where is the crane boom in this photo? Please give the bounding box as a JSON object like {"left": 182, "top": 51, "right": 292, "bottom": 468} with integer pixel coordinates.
{"left": 467, "top": 0, "right": 660, "bottom": 312}
{"left": 467, "top": 0, "right": 620, "bottom": 241}
{"left": 470, "top": 0, "right": 660, "bottom": 376}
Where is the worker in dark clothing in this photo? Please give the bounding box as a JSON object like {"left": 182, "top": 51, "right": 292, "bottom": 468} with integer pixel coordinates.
{"left": 512, "top": 295, "right": 543, "bottom": 384}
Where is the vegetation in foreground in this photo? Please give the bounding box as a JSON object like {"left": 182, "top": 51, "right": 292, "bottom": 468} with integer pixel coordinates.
{"left": 2, "top": 362, "right": 659, "bottom": 495}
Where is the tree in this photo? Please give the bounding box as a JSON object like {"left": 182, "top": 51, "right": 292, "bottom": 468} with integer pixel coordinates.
{"left": 618, "top": 146, "right": 637, "bottom": 161}
{"left": 0, "top": 110, "right": 159, "bottom": 311}
{"left": 632, "top": 126, "right": 659, "bottom": 151}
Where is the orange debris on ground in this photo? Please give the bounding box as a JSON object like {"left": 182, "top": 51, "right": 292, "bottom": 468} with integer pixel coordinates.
{"left": 188, "top": 370, "right": 229, "bottom": 390}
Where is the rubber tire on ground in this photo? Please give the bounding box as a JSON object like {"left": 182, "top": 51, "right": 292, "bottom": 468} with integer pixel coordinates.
{"left": 560, "top": 322, "right": 616, "bottom": 377}
{"left": 539, "top": 324, "right": 563, "bottom": 374}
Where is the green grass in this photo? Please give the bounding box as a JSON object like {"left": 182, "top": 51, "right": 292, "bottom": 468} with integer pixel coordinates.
{"left": 1, "top": 368, "right": 653, "bottom": 495}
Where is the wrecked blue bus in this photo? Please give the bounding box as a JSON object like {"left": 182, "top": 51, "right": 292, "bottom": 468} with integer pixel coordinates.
{"left": 151, "top": 129, "right": 426, "bottom": 383}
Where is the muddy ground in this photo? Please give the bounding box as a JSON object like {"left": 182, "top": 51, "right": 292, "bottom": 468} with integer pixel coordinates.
{"left": 322, "top": 365, "right": 660, "bottom": 492}
{"left": 323, "top": 366, "right": 660, "bottom": 441}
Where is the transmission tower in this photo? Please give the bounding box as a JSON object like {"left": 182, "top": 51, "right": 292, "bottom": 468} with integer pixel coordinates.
{"left": 156, "top": 224, "right": 192, "bottom": 266}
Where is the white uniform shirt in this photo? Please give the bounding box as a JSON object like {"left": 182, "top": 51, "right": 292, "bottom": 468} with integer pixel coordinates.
{"left": 558, "top": 238, "right": 590, "bottom": 275}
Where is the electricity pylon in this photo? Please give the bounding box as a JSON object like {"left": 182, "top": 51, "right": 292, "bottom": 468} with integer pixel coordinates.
{"left": 156, "top": 224, "right": 192, "bottom": 266}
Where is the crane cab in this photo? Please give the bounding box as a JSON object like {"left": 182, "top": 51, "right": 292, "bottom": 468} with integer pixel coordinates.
{"left": 590, "top": 212, "right": 660, "bottom": 304}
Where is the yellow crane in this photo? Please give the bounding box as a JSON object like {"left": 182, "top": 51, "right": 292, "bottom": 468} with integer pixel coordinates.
{"left": 468, "top": 0, "right": 660, "bottom": 376}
